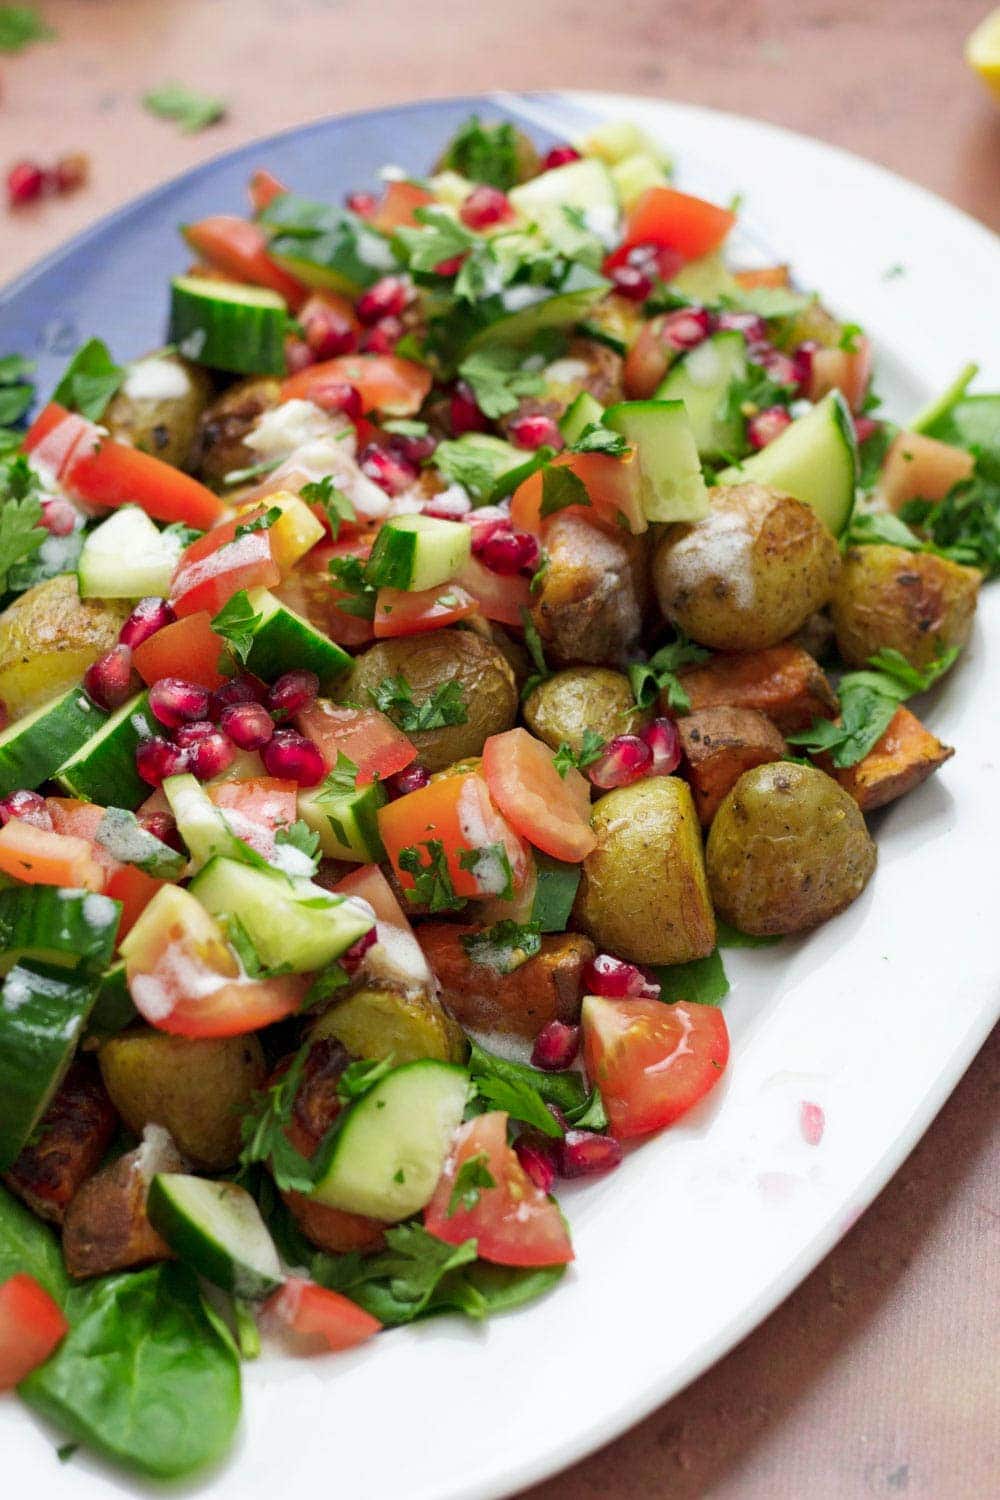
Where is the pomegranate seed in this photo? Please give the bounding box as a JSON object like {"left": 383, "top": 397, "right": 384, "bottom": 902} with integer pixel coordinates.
{"left": 149, "top": 677, "right": 209, "bottom": 729}
{"left": 267, "top": 669, "right": 319, "bottom": 720}
{"left": 283, "top": 336, "right": 315, "bottom": 375}
{"left": 40, "top": 498, "right": 77, "bottom": 536}
{"left": 303, "top": 306, "right": 357, "bottom": 360}
{"left": 84, "top": 645, "right": 137, "bottom": 710}
{"left": 623, "top": 242, "right": 684, "bottom": 282}
{"left": 342, "top": 926, "right": 378, "bottom": 973}
{"left": 209, "top": 673, "right": 268, "bottom": 719}
{"left": 587, "top": 733, "right": 653, "bottom": 789}
{"left": 385, "top": 764, "right": 431, "bottom": 798}
{"left": 189, "top": 729, "right": 236, "bottom": 781}
{"left": 310, "top": 380, "right": 364, "bottom": 420}
{"left": 360, "top": 315, "right": 404, "bottom": 354}
{"left": 661, "top": 306, "right": 712, "bottom": 351}
{"left": 515, "top": 1134, "right": 558, "bottom": 1194}
{"left": 459, "top": 185, "right": 514, "bottom": 230}
{"left": 854, "top": 415, "right": 879, "bottom": 444}
{"left": 478, "top": 528, "right": 540, "bottom": 576}
{"left": 559, "top": 1130, "right": 623, "bottom": 1178}
{"left": 423, "top": 489, "right": 472, "bottom": 520}
{"left": 752, "top": 345, "right": 804, "bottom": 392}
{"left": 653, "top": 246, "right": 685, "bottom": 282}
{"left": 583, "top": 952, "right": 661, "bottom": 1000}
{"left": 716, "top": 309, "right": 768, "bottom": 344}
{"left": 219, "top": 701, "right": 274, "bottom": 751}
{"left": 53, "top": 153, "right": 89, "bottom": 194}
{"left": 388, "top": 430, "right": 438, "bottom": 466}
{"left": 261, "top": 730, "right": 326, "bottom": 786}
{"left": 135, "top": 736, "right": 190, "bottom": 787}
{"left": 642, "top": 717, "right": 681, "bottom": 775}
{"left": 747, "top": 405, "right": 793, "bottom": 450}
{"left": 0, "top": 789, "right": 52, "bottom": 829}
{"left": 359, "top": 443, "right": 417, "bottom": 496}
{"left": 356, "top": 275, "right": 411, "bottom": 325}
{"left": 346, "top": 191, "right": 377, "bottom": 217}
{"left": 174, "top": 720, "right": 217, "bottom": 748}
{"left": 625, "top": 241, "right": 661, "bottom": 270}
{"left": 793, "top": 340, "right": 818, "bottom": 391}
{"left": 7, "top": 161, "right": 47, "bottom": 207}
{"left": 433, "top": 254, "right": 467, "bottom": 277}
{"left": 611, "top": 264, "right": 654, "bottom": 302}
{"left": 531, "top": 1021, "right": 581, "bottom": 1071}
{"left": 468, "top": 506, "right": 510, "bottom": 543}
{"left": 542, "top": 144, "right": 581, "bottom": 170}
{"left": 507, "top": 412, "right": 563, "bottom": 450}
{"left": 119, "top": 597, "right": 175, "bottom": 650}
{"left": 137, "top": 809, "right": 179, "bottom": 848}
{"left": 450, "top": 381, "right": 489, "bottom": 436}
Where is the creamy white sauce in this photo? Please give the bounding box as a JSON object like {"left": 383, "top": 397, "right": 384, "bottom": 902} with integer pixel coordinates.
{"left": 666, "top": 506, "right": 756, "bottom": 610}
{"left": 123, "top": 356, "right": 191, "bottom": 403}
{"left": 543, "top": 357, "right": 592, "bottom": 387}
{"left": 244, "top": 432, "right": 391, "bottom": 521}
{"left": 245, "top": 400, "right": 344, "bottom": 460}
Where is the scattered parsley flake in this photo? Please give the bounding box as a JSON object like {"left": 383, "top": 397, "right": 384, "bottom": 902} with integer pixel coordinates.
{"left": 394, "top": 208, "right": 476, "bottom": 274}
{"left": 460, "top": 919, "right": 542, "bottom": 973}
{"left": 539, "top": 464, "right": 590, "bottom": 519}
{"left": 210, "top": 589, "right": 262, "bottom": 666}
{"left": 458, "top": 841, "right": 514, "bottom": 902}
{"left": 399, "top": 839, "right": 466, "bottom": 913}
{"left": 369, "top": 674, "right": 468, "bottom": 733}
{"left": 552, "top": 728, "right": 605, "bottom": 777}
{"left": 274, "top": 820, "right": 321, "bottom": 871}
{"left": 447, "top": 1152, "right": 496, "bottom": 1216}
{"left": 571, "top": 421, "right": 629, "bottom": 457}
{"left": 628, "top": 633, "right": 711, "bottom": 712}
{"left": 143, "top": 82, "right": 227, "bottom": 134}
{"left": 0, "top": 6, "right": 52, "bottom": 53}
{"left": 300, "top": 475, "right": 356, "bottom": 540}
{"left": 314, "top": 750, "right": 360, "bottom": 802}
{"left": 457, "top": 345, "right": 546, "bottom": 420}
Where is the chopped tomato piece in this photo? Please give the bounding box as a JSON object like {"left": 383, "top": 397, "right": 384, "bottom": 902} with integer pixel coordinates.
{"left": 482, "top": 728, "right": 596, "bottom": 863}
{"left": 367, "top": 179, "right": 434, "bottom": 234}
{"left": 334, "top": 863, "right": 434, "bottom": 989}
{"left": 170, "top": 530, "right": 280, "bottom": 617}
{"left": 21, "top": 402, "right": 95, "bottom": 480}
{"left": 425, "top": 1112, "right": 574, "bottom": 1267}
{"left": 183, "top": 215, "right": 307, "bottom": 309}
{"left": 509, "top": 450, "right": 645, "bottom": 536}
{"left": 249, "top": 168, "right": 289, "bottom": 215}
{"left": 295, "top": 701, "right": 416, "bottom": 785}
{"left": 264, "top": 1277, "right": 381, "bottom": 1352}
{"left": 0, "top": 1273, "right": 68, "bottom": 1389}
{"left": 879, "top": 430, "right": 976, "bottom": 512}
{"left": 207, "top": 776, "right": 298, "bottom": 859}
{"left": 610, "top": 185, "right": 735, "bottom": 267}
{"left": 455, "top": 555, "right": 531, "bottom": 628}
{"left": 104, "top": 864, "right": 166, "bottom": 941}
{"left": 582, "top": 996, "right": 729, "bottom": 1139}
{"left": 0, "top": 820, "right": 105, "bottom": 891}
{"left": 281, "top": 353, "right": 433, "bottom": 417}
{"left": 377, "top": 770, "right": 529, "bottom": 902}
{"left": 807, "top": 335, "right": 872, "bottom": 413}
{"left": 133, "top": 611, "right": 228, "bottom": 690}
{"left": 274, "top": 538, "right": 378, "bottom": 650}
{"left": 45, "top": 797, "right": 122, "bottom": 880}
{"left": 373, "top": 584, "right": 476, "bottom": 638}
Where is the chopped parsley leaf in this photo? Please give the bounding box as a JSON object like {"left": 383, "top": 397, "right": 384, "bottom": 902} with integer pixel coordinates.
{"left": 539, "top": 464, "right": 590, "bottom": 519}
{"left": 143, "top": 82, "right": 227, "bottom": 134}
{"left": 274, "top": 820, "right": 321, "bottom": 871}
{"left": 210, "top": 589, "right": 262, "bottom": 666}
{"left": 0, "top": 6, "right": 52, "bottom": 53}
{"left": 301, "top": 963, "right": 350, "bottom": 1011}
{"left": 314, "top": 750, "right": 360, "bottom": 801}
{"left": 300, "top": 475, "right": 356, "bottom": 540}
{"left": 628, "top": 633, "right": 711, "bottom": 712}
{"left": 394, "top": 208, "right": 476, "bottom": 274}
{"left": 473, "top": 1070, "right": 563, "bottom": 1138}
{"left": 233, "top": 504, "right": 281, "bottom": 540}
{"left": 369, "top": 674, "right": 468, "bottom": 732}
{"left": 458, "top": 841, "right": 514, "bottom": 902}
{"left": 460, "top": 919, "right": 542, "bottom": 973}
{"left": 238, "top": 1045, "right": 318, "bottom": 1193}
{"left": 439, "top": 116, "right": 522, "bottom": 190}
{"left": 337, "top": 1056, "right": 395, "bottom": 1102}
{"left": 447, "top": 1152, "right": 496, "bottom": 1216}
{"left": 553, "top": 728, "right": 605, "bottom": 777}
{"left": 0, "top": 455, "right": 45, "bottom": 591}
{"left": 328, "top": 553, "right": 377, "bottom": 617}
{"left": 398, "top": 839, "right": 466, "bottom": 913}
{"left": 52, "top": 338, "right": 124, "bottom": 422}
{"left": 571, "top": 422, "right": 630, "bottom": 458}
{"left": 457, "top": 345, "right": 546, "bottom": 421}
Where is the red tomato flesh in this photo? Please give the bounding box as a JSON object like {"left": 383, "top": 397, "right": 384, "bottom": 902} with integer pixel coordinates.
{"left": 614, "top": 186, "right": 736, "bottom": 265}
{"left": 377, "top": 770, "right": 529, "bottom": 901}
{"left": 248, "top": 168, "right": 289, "bottom": 215}
{"left": 0, "top": 1273, "right": 68, "bottom": 1389}
{"left": 582, "top": 996, "right": 729, "bottom": 1139}
{"left": 183, "top": 216, "right": 307, "bottom": 309}
{"left": 455, "top": 555, "right": 531, "bottom": 628}
{"left": 367, "top": 180, "right": 434, "bottom": 234}
{"left": 295, "top": 701, "right": 416, "bottom": 786}
{"left": 207, "top": 777, "right": 298, "bottom": 859}
{"left": 482, "top": 728, "right": 596, "bottom": 863}
{"left": 373, "top": 584, "right": 476, "bottom": 638}
{"left": 425, "top": 1112, "right": 574, "bottom": 1267}
{"left": 0, "top": 820, "right": 104, "bottom": 891}
{"left": 133, "top": 611, "right": 228, "bottom": 691}
{"left": 280, "top": 354, "right": 432, "bottom": 417}
{"left": 170, "top": 530, "right": 280, "bottom": 617}
{"left": 264, "top": 1277, "right": 381, "bottom": 1352}
{"left": 509, "top": 450, "right": 646, "bottom": 536}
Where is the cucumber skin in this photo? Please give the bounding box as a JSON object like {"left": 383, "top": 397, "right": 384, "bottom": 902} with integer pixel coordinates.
{"left": 84, "top": 962, "right": 138, "bottom": 1042}
{"left": 169, "top": 279, "right": 287, "bottom": 377}
{"left": 147, "top": 1176, "right": 283, "bottom": 1300}
{"left": 0, "top": 886, "right": 121, "bottom": 977}
{"left": 246, "top": 609, "right": 352, "bottom": 692}
{"left": 55, "top": 692, "right": 159, "bottom": 810}
{"left": 0, "top": 689, "right": 107, "bottom": 799}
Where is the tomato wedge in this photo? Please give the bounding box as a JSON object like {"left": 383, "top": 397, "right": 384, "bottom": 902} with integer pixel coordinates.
{"left": 248, "top": 168, "right": 289, "bottom": 215}
{"left": 610, "top": 185, "right": 736, "bottom": 266}
{"left": 509, "top": 450, "right": 645, "bottom": 536}
{"left": 295, "top": 701, "right": 416, "bottom": 786}
{"left": 582, "top": 996, "right": 729, "bottom": 1139}
{"left": 377, "top": 770, "right": 529, "bottom": 902}
{"left": 133, "top": 611, "right": 228, "bottom": 690}
{"left": 21, "top": 402, "right": 95, "bottom": 480}
{"left": 104, "top": 864, "right": 166, "bottom": 941}
{"left": 334, "top": 863, "right": 434, "bottom": 991}
{"left": 455, "top": 555, "right": 531, "bottom": 629}
{"left": 0, "top": 1273, "right": 68, "bottom": 1389}
{"left": 0, "top": 820, "right": 105, "bottom": 891}
{"left": 367, "top": 179, "right": 434, "bottom": 233}
{"left": 373, "top": 584, "right": 476, "bottom": 638}
{"left": 807, "top": 335, "right": 873, "bottom": 413}
{"left": 425, "top": 1112, "right": 574, "bottom": 1267}
{"left": 482, "top": 728, "right": 596, "bottom": 863}
{"left": 207, "top": 777, "right": 298, "bottom": 859}
{"left": 183, "top": 215, "right": 307, "bottom": 309}
{"left": 264, "top": 1277, "right": 381, "bottom": 1352}
{"left": 281, "top": 354, "right": 433, "bottom": 417}
{"left": 170, "top": 530, "right": 280, "bottom": 617}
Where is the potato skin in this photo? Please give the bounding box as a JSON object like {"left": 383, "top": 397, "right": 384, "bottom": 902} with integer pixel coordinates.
{"left": 417, "top": 924, "right": 594, "bottom": 1040}
{"left": 312, "top": 985, "right": 467, "bottom": 1064}
{"left": 653, "top": 483, "right": 841, "bottom": 650}
{"left": 706, "top": 762, "right": 877, "bottom": 935}
{"left": 104, "top": 354, "right": 214, "bottom": 471}
{"left": 195, "top": 376, "right": 282, "bottom": 486}
{"left": 0, "top": 574, "right": 129, "bottom": 720}
{"left": 524, "top": 666, "right": 648, "bottom": 753}
{"left": 98, "top": 1029, "right": 265, "bottom": 1169}
{"left": 341, "top": 629, "right": 517, "bottom": 773}
{"left": 531, "top": 513, "right": 650, "bottom": 668}
{"left": 677, "top": 707, "right": 788, "bottom": 826}
{"left": 831, "top": 545, "right": 981, "bottom": 670}
{"left": 62, "top": 1125, "right": 183, "bottom": 1279}
{"left": 573, "top": 777, "right": 716, "bottom": 965}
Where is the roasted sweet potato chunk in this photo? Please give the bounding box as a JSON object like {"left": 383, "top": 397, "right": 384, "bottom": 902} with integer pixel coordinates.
{"left": 3, "top": 1061, "right": 118, "bottom": 1225}
{"left": 62, "top": 1125, "right": 183, "bottom": 1279}
{"left": 826, "top": 705, "right": 954, "bottom": 812}
{"left": 678, "top": 707, "right": 788, "bottom": 825}
{"left": 674, "top": 644, "right": 837, "bottom": 734}
{"left": 418, "top": 924, "right": 594, "bottom": 1039}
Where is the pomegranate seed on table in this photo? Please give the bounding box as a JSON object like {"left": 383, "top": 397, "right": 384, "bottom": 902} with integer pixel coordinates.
{"left": 449, "top": 381, "right": 489, "bottom": 436}
{"left": 135, "top": 737, "right": 191, "bottom": 788}
{"left": 209, "top": 673, "right": 268, "bottom": 718}
{"left": 84, "top": 645, "right": 137, "bottom": 710}
{"left": 149, "top": 678, "right": 210, "bottom": 729}
{"left": 356, "top": 275, "right": 411, "bottom": 325}
{"left": 387, "top": 430, "right": 438, "bottom": 466}
{"left": 53, "top": 154, "right": 89, "bottom": 194}
{"left": 346, "top": 191, "right": 377, "bottom": 217}
{"left": 642, "top": 717, "right": 681, "bottom": 775}
{"left": 459, "top": 185, "right": 514, "bottom": 230}
{"left": 583, "top": 952, "right": 661, "bottom": 1000}
{"left": 188, "top": 729, "right": 236, "bottom": 781}
{"left": 587, "top": 733, "right": 653, "bottom": 789}
{"left": 342, "top": 926, "right": 378, "bottom": 973}
{"left": 542, "top": 144, "right": 581, "bottom": 170}
{"left": 310, "top": 380, "right": 364, "bottom": 420}
{"left": 262, "top": 730, "right": 326, "bottom": 786}
{"left": 303, "top": 306, "right": 357, "bottom": 359}
{"left": 611, "top": 264, "right": 654, "bottom": 302}
{"left": 360, "top": 443, "right": 418, "bottom": 496}
{"left": 119, "top": 597, "right": 175, "bottom": 650}
{"left": 515, "top": 1134, "right": 558, "bottom": 1194}
{"left": 267, "top": 669, "right": 319, "bottom": 720}
{"left": 7, "top": 161, "right": 47, "bottom": 207}
{"left": 360, "top": 315, "right": 404, "bottom": 354}
{"left": 559, "top": 1130, "right": 624, "bottom": 1178}
{"left": 40, "top": 498, "right": 77, "bottom": 536}
{"left": 422, "top": 489, "right": 472, "bottom": 521}
{"left": 477, "top": 528, "right": 540, "bottom": 577}
{"left": 531, "top": 1021, "right": 581, "bottom": 1072}
{"left": 219, "top": 701, "right": 274, "bottom": 751}
{"left": 747, "top": 405, "right": 793, "bottom": 450}
{"left": 384, "top": 764, "right": 431, "bottom": 798}
{"left": 0, "top": 789, "right": 52, "bottom": 829}
{"left": 507, "top": 412, "right": 563, "bottom": 450}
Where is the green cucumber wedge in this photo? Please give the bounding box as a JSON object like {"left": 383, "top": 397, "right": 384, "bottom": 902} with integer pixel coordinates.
{"left": 77, "top": 506, "right": 184, "bottom": 599}
{"left": 170, "top": 276, "right": 288, "bottom": 376}
{"left": 604, "top": 398, "right": 709, "bottom": 522}
{"left": 0, "top": 688, "right": 107, "bottom": 799}
{"left": 84, "top": 961, "right": 138, "bottom": 1042}
{"left": 54, "top": 691, "right": 159, "bottom": 809}
{"left": 163, "top": 773, "right": 248, "bottom": 871}
{"left": 363, "top": 514, "right": 472, "bottom": 592}
{"left": 655, "top": 329, "right": 748, "bottom": 460}
{"left": 559, "top": 390, "right": 604, "bottom": 445}
{"left": 147, "top": 1175, "right": 283, "bottom": 1299}
{"left": 244, "top": 588, "right": 352, "bottom": 689}
{"left": 0, "top": 886, "right": 121, "bottom": 977}
{"left": 718, "top": 390, "right": 858, "bottom": 535}
{"left": 297, "top": 778, "right": 387, "bottom": 862}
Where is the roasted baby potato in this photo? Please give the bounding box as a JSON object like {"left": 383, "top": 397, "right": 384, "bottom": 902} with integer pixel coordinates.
{"left": 341, "top": 629, "right": 518, "bottom": 772}
{"left": 62, "top": 1124, "right": 183, "bottom": 1279}
{"left": 674, "top": 643, "right": 838, "bottom": 734}
{"left": 195, "top": 375, "right": 282, "bottom": 486}
{"left": 3, "top": 1062, "right": 118, "bottom": 1225}
{"left": 0, "top": 574, "right": 130, "bottom": 720}
{"left": 311, "top": 984, "right": 467, "bottom": 1064}
{"left": 572, "top": 777, "right": 716, "bottom": 965}
{"left": 824, "top": 704, "right": 954, "bottom": 812}
{"left": 831, "top": 545, "right": 981, "bottom": 671}
{"left": 653, "top": 483, "right": 841, "bottom": 650}
{"left": 417, "top": 923, "right": 595, "bottom": 1040}
{"left": 104, "top": 353, "right": 214, "bottom": 471}
{"left": 706, "top": 762, "right": 877, "bottom": 935}
{"left": 531, "top": 513, "right": 650, "bottom": 667}
{"left": 524, "top": 666, "right": 648, "bottom": 752}
{"left": 678, "top": 707, "right": 788, "bottom": 826}
{"left": 98, "top": 1029, "right": 265, "bottom": 1169}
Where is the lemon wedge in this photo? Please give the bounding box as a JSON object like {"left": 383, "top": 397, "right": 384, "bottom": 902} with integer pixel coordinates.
{"left": 967, "top": 8, "right": 1000, "bottom": 99}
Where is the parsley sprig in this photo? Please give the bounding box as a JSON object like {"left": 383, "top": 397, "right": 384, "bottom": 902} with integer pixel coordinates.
{"left": 52, "top": 338, "right": 124, "bottom": 422}
{"left": 0, "top": 455, "right": 45, "bottom": 591}
{"left": 211, "top": 589, "right": 262, "bottom": 667}
{"left": 628, "top": 634, "right": 711, "bottom": 713}
{"left": 788, "top": 647, "right": 960, "bottom": 767}
{"left": 456, "top": 345, "right": 547, "bottom": 420}
{"left": 369, "top": 674, "right": 468, "bottom": 733}
{"left": 553, "top": 729, "right": 605, "bottom": 777}
{"left": 300, "top": 475, "right": 356, "bottom": 541}
{"left": 460, "top": 919, "right": 542, "bottom": 973}
{"left": 447, "top": 1153, "right": 496, "bottom": 1217}
{"left": 398, "top": 839, "right": 466, "bottom": 913}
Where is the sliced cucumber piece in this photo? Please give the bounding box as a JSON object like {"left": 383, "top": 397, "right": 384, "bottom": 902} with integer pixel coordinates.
{"left": 510, "top": 157, "right": 618, "bottom": 220}
{"left": 466, "top": 265, "right": 611, "bottom": 352}
{"left": 610, "top": 151, "right": 669, "bottom": 208}
{"left": 93, "top": 806, "right": 187, "bottom": 880}
{"left": 148, "top": 1175, "right": 282, "bottom": 1299}
{"left": 260, "top": 195, "right": 397, "bottom": 295}
{"left": 189, "top": 856, "right": 375, "bottom": 972}
{"left": 559, "top": 390, "right": 604, "bottom": 445}
{"left": 0, "top": 886, "right": 121, "bottom": 977}
{"left": 604, "top": 398, "right": 709, "bottom": 522}
{"left": 0, "top": 961, "right": 99, "bottom": 1171}
{"left": 169, "top": 276, "right": 288, "bottom": 377}
{"left": 163, "top": 773, "right": 247, "bottom": 871}
{"left": 531, "top": 852, "right": 582, "bottom": 932}
{"left": 0, "top": 688, "right": 106, "bottom": 799}
{"left": 77, "top": 506, "right": 184, "bottom": 599}
{"left": 54, "top": 691, "right": 159, "bottom": 809}
{"left": 655, "top": 330, "right": 748, "bottom": 460}
{"left": 244, "top": 588, "right": 352, "bottom": 689}
{"left": 84, "top": 961, "right": 138, "bottom": 1041}
{"left": 580, "top": 119, "right": 671, "bottom": 171}
{"left": 719, "top": 390, "right": 858, "bottom": 535}
{"left": 364, "top": 514, "right": 472, "bottom": 592}
{"left": 309, "top": 1060, "right": 469, "bottom": 1221}
{"left": 297, "top": 777, "right": 386, "bottom": 862}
